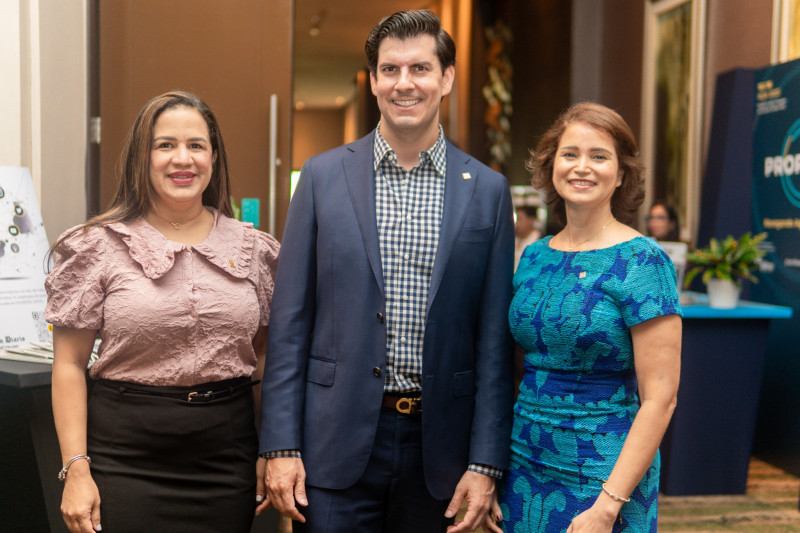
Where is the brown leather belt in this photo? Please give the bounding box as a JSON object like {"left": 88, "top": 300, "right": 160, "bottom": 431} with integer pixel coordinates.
{"left": 382, "top": 394, "right": 422, "bottom": 415}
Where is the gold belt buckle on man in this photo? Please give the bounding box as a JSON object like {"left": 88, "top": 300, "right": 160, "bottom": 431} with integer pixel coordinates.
{"left": 395, "top": 397, "right": 422, "bottom": 415}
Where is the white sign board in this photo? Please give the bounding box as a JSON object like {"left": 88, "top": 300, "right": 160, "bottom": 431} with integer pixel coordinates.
{"left": 0, "top": 166, "right": 51, "bottom": 349}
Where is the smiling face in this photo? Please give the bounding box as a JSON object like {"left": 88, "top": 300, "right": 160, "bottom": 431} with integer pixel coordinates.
{"left": 370, "top": 34, "right": 454, "bottom": 146}
{"left": 552, "top": 122, "right": 622, "bottom": 213}
{"left": 148, "top": 106, "right": 214, "bottom": 213}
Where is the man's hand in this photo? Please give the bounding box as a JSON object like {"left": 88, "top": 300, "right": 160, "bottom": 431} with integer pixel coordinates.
{"left": 445, "top": 470, "right": 497, "bottom": 532}
{"left": 255, "top": 457, "right": 271, "bottom": 515}
{"left": 264, "top": 457, "right": 308, "bottom": 523}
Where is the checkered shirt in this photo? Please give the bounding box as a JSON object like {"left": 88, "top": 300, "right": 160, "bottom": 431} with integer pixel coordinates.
{"left": 374, "top": 125, "right": 446, "bottom": 394}
{"left": 374, "top": 127, "right": 501, "bottom": 479}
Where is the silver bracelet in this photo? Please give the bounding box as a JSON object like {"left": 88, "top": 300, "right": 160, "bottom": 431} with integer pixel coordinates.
{"left": 601, "top": 482, "right": 631, "bottom": 503}
{"left": 58, "top": 454, "right": 91, "bottom": 481}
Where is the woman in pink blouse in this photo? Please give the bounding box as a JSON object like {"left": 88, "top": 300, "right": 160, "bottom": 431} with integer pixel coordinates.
{"left": 45, "top": 91, "right": 279, "bottom": 533}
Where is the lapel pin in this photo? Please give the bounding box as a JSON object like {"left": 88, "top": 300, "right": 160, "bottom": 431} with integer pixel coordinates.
{"left": 579, "top": 271, "right": 586, "bottom": 278}
{"left": 462, "top": 172, "right": 472, "bottom": 180}
{"left": 228, "top": 259, "right": 236, "bottom": 268}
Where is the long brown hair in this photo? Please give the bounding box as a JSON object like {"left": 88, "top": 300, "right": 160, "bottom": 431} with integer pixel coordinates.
{"left": 527, "top": 102, "right": 645, "bottom": 225}
{"left": 52, "top": 91, "right": 233, "bottom": 251}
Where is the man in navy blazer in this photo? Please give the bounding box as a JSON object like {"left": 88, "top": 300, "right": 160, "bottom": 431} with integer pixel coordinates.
{"left": 257, "top": 10, "right": 514, "bottom": 533}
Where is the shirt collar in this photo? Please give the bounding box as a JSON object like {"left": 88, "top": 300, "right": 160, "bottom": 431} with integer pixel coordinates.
{"left": 372, "top": 123, "right": 447, "bottom": 178}
{"left": 106, "top": 208, "right": 256, "bottom": 280}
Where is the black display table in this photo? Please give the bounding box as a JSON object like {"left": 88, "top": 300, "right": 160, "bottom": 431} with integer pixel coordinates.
{"left": 659, "top": 293, "right": 793, "bottom": 495}
{"left": 0, "top": 358, "right": 280, "bottom": 532}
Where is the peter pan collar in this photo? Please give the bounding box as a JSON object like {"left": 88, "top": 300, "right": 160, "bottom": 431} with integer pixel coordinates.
{"left": 106, "top": 208, "right": 256, "bottom": 280}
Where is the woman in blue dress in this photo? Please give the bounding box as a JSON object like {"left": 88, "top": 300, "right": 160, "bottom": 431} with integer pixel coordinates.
{"left": 487, "top": 102, "right": 682, "bottom": 533}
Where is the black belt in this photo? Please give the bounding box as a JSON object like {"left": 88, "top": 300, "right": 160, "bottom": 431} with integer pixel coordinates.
{"left": 98, "top": 376, "right": 258, "bottom": 403}
{"left": 382, "top": 393, "right": 422, "bottom": 415}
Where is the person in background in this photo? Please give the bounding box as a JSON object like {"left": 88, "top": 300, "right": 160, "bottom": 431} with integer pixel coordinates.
{"left": 257, "top": 9, "right": 515, "bottom": 533}
{"left": 492, "top": 102, "right": 682, "bottom": 533}
{"left": 46, "top": 91, "right": 279, "bottom": 533}
{"left": 514, "top": 205, "right": 541, "bottom": 270}
{"left": 646, "top": 201, "right": 680, "bottom": 241}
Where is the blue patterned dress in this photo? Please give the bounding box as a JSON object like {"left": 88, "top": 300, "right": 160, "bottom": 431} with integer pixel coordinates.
{"left": 499, "top": 236, "right": 681, "bottom": 532}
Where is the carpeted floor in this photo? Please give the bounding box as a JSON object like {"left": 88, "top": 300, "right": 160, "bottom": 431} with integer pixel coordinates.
{"left": 658, "top": 457, "right": 800, "bottom": 532}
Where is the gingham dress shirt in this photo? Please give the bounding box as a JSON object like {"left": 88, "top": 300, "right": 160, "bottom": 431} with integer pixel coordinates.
{"left": 374, "top": 125, "right": 445, "bottom": 394}
{"left": 373, "top": 126, "right": 500, "bottom": 479}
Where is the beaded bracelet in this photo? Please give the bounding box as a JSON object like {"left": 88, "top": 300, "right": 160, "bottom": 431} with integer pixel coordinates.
{"left": 601, "top": 482, "right": 631, "bottom": 503}
{"left": 58, "top": 454, "right": 91, "bottom": 481}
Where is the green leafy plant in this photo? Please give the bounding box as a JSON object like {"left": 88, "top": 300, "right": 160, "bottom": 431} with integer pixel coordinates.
{"left": 683, "top": 232, "right": 768, "bottom": 289}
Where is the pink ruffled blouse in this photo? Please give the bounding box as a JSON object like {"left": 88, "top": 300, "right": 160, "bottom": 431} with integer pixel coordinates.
{"left": 45, "top": 209, "right": 279, "bottom": 386}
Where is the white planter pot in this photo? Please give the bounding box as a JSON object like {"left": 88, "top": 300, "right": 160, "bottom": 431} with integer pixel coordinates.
{"left": 706, "top": 278, "right": 741, "bottom": 309}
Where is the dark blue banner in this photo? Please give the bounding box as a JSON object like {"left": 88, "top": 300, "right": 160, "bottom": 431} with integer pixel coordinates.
{"left": 751, "top": 58, "right": 800, "bottom": 303}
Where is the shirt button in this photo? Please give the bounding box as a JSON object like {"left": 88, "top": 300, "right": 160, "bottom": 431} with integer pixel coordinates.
{"left": 403, "top": 253, "right": 409, "bottom": 261}
{"left": 400, "top": 336, "right": 407, "bottom": 344}
{"left": 402, "top": 295, "right": 408, "bottom": 301}
{"left": 406, "top": 215, "right": 412, "bottom": 221}
{"left": 377, "top": 313, "right": 385, "bottom": 323}
{"left": 373, "top": 367, "right": 382, "bottom": 377}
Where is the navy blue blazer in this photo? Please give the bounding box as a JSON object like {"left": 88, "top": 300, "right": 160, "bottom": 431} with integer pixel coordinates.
{"left": 259, "top": 131, "right": 515, "bottom": 500}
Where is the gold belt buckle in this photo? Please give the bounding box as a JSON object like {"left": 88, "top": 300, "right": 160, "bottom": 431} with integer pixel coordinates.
{"left": 187, "top": 391, "right": 198, "bottom": 402}
{"left": 396, "top": 397, "right": 421, "bottom": 414}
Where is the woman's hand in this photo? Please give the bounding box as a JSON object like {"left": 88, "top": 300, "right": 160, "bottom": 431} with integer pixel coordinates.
{"left": 255, "top": 456, "right": 272, "bottom": 515}
{"left": 481, "top": 491, "right": 504, "bottom": 533}
{"left": 60, "top": 461, "right": 101, "bottom": 532}
{"left": 566, "top": 497, "right": 618, "bottom": 533}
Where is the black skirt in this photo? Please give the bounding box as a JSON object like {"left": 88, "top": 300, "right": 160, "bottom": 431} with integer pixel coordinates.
{"left": 87, "top": 377, "right": 258, "bottom": 533}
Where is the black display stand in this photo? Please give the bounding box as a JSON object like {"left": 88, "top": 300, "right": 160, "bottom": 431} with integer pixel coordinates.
{"left": 659, "top": 296, "right": 792, "bottom": 495}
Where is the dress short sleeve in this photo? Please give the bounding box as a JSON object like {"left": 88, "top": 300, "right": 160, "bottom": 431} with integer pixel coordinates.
{"left": 45, "top": 226, "right": 109, "bottom": 330}
{"left": 618, "top": 239, "right": 683, "bottom": 328}
{"left": 250, "top": 229, "right": 280, "bottom": 327}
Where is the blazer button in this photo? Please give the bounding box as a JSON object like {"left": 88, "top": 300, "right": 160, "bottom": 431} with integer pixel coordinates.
{"left": 372, "top": 367, "right": 382, "bottom": 377}
{"left": 377, "top": 313, "right": 384, "bottom": 323}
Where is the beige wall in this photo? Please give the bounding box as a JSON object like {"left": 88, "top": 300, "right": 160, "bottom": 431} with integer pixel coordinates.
{"left": 0, "top": 0, "right": 88, "bottom": 243}
{"left": 703, "top": 0, "right": 773, "bottom": 159}
{"left": 39, "top": 0, "right": 88, "bottom": 240}
{"left": 292, "top": 108, "right": 346, "bottom": 169}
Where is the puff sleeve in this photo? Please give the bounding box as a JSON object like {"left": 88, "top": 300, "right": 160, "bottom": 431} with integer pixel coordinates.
{"left": 250, "top": 230, "right": 280, "bottom": 327}
{"left": 45, "top": 227, "right": 108, "bottom": 330}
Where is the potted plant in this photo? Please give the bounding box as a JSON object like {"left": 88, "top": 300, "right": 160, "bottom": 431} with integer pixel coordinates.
{"left": 683, "top": 232, "right": 767, "bottom": 308}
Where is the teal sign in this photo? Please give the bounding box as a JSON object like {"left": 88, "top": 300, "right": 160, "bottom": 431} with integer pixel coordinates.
{"left": 751, "top": 58, "right": 800, "bottom": 300}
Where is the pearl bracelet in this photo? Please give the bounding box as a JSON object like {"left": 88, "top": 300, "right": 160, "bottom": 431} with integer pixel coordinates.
{"left": 58, "top": 454, "right": 91, "bottom": 481}
{"left": 601, "top": 482, "right": 631, "bottom": 503}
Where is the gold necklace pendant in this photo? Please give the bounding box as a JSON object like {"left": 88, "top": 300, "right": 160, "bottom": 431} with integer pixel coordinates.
{"left": 170, "top": 222, "right": 182, "bottom": 230}
{"left": 567, "top": 216, "right": 616, "bottom": 252}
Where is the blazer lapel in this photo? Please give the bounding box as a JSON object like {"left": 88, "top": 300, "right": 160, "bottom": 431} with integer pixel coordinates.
{"left": 427, "top": 143, "right": 475, "bottom": 310}
{"left": 343, "top": 132, "right": 385, "bottom": 296}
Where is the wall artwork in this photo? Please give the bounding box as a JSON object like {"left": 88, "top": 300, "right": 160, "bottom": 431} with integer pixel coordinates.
{"left": 642, "top": 0, "right": 706, "bottom": 242}
{"left": 772, "top": 0, "right": 800, "bottom": 62}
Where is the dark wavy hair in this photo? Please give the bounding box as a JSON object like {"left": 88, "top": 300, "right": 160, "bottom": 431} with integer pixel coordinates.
{"left": 527, "top": 102, "right": 645, "bottom": 225}
{"left": 51, "top": 91, "right": 232, "bottom": 252}
{"left": 365, "top": 10, "right": 456, "bottom": 75}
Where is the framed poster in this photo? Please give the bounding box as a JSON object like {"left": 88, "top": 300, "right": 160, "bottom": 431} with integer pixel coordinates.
{"left": 772, "top": 0, "right": 800, "bottom": 62}
{"left": 0, "top": 167, "right": 52, "bottom": 351}
{"left": 641, "top": 0, "right": 707, "bottom": 243}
